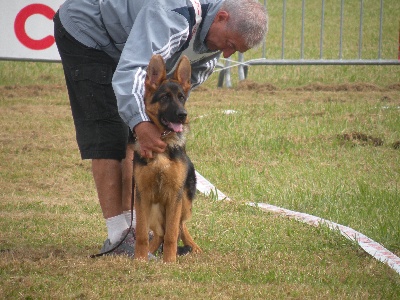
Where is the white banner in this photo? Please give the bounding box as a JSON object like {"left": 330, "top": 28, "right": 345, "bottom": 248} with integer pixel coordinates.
{"left": 0, "top": 1, "right": 64, "bottom": 61}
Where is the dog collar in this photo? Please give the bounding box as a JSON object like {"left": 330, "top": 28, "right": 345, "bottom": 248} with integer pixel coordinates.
{"left": 161, "top": 130, "right": 172, "bottom": 138}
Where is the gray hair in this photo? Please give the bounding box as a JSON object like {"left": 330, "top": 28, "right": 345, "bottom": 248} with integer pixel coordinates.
{"left": 221, "top": 0, "right": 268, "bottom": 49}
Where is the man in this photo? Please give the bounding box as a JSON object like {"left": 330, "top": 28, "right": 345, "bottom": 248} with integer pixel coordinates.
{"left": 54, "top": 0, "right": 268, "bottom": 256}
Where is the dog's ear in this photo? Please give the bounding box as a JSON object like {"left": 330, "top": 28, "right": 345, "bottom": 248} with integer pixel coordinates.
{"left": 145, "top": 55, "right": 167, "bottom": 93}
{"left": 173, "top": 55, "right": 191, "bottom": 95}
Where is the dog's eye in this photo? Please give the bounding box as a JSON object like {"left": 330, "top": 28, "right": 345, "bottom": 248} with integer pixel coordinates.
{"left": 178, "top": 95, "right": 186, "bottom": 103}
{"left": 160, "top": 95, "right": 169, "bottom": 102}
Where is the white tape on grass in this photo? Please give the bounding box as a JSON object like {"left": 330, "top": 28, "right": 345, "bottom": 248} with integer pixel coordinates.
{"left": 195, "top": 171, "right": 231, "bottom": 201}
{"left": 249, "top": 202, "right": 400, "bottom": 275}
{"left": 195, "top": 171, "right": 400, "bottom": 275}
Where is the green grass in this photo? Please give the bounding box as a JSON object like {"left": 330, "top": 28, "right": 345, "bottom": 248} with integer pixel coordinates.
{"left": 1, "top": 69, "right": 399, "bottom": 298}
{"left": 187, "top": 86, "right": 400, "bottom": 252}
{"left": 0, "top": 61, "right": 65, "bottom": 86}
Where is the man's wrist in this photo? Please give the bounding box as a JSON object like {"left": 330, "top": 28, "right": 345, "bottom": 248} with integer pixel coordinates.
{"left": 133, "top": 121, "right": 150, "bottom": 134}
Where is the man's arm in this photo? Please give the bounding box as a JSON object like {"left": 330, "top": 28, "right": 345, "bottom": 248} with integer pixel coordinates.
{"left": 112, "top": 4, "right": 190, "bottom": 131}
{"left": 190, "top": 54, "right": 221, "bottom": 90}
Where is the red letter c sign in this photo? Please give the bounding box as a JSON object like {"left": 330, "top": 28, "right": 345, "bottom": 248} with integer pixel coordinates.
{"left": 14, "top": 4, "right": 55, "bottom": 50}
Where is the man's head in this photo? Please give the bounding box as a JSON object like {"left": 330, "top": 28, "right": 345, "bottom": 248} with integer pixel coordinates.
{"left": 206, "top": 0, "right": 268, "bottom": 58}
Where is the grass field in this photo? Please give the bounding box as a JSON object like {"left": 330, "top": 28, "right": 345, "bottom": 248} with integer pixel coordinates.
{"left": 1, "top": 0, "right": 400, "bottom": 298}
{"left": 1, "top": 64, "right": 399, "bottom": 298}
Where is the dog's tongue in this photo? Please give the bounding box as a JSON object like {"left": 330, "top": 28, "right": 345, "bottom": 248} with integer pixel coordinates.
{"left": 168, "top": 122, "right": 183, "bottom": 132}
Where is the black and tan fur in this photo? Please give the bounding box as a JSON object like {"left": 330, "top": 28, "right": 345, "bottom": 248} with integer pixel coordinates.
{"left": 133, "top": 54, "right": 201, "bottom": 262}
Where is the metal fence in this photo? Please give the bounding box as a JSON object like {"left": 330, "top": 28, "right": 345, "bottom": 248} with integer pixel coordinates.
{"left": 218, "top": 0, "right": 400, "bottom": 87}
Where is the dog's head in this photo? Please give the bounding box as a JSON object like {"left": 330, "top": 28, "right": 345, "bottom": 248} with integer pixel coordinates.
{"left": 144, "top": 55, "right": 191, "bottom": 134}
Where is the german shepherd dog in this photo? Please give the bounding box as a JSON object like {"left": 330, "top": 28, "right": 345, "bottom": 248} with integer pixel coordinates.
{"left": 133, "top": 54, "right": 201, "bottom": 262}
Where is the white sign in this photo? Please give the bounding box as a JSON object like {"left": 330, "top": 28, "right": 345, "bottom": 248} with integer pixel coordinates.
{"left": 0, "top": 1, "right": 64, "bottom": 61}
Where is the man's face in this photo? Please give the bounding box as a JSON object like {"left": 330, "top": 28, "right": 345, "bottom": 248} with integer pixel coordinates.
{"left": 206, "top": 11, "right": 249, "bottom": 58}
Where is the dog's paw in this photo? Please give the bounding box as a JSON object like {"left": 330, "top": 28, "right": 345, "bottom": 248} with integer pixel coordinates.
{"left": 179, "top": 244, "right": 202, "bottom": 255}
{"left": 177, "top": 245, "right": 192, "bottom": 256}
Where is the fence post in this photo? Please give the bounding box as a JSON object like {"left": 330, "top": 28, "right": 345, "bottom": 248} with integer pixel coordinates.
{"left": 238, "top": 53, "right": 246, "bottom": 81}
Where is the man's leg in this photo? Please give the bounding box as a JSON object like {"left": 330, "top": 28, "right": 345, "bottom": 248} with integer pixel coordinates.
{"left": 92, "top": 158, "right": 124, "bottom": 219}
{"left": 92, "top": 159, "right": 130, "bottom": 246}
{"left": 54, "top": 13, "right": 134, "bottom": 256}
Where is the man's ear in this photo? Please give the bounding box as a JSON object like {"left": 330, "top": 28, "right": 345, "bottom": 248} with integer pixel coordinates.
{"left": 216, "top": 10, "right": 229, "bottom": 23}
{"left": 145, "top": 54, "right": 167, "bottom": 92}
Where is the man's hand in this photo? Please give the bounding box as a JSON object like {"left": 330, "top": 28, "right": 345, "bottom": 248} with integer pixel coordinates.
{"left": 134, "top": 122, "right": 167, "bottom": 158}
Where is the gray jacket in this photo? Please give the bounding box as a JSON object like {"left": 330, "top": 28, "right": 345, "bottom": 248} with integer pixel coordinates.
{"left": 59, "top": 0, "right": 222, "bottom": 130}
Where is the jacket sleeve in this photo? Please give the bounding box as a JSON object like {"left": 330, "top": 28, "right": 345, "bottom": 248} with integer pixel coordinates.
{"left": 190, "top": 53, "right": 221, "bottom": 90}
{"left": 112, "top": 5, "right": 190, "bottom": 130}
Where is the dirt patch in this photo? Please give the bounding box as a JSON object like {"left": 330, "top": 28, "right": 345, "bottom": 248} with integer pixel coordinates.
{"left": 235, "top": 80, "right": 278, "bottom": 92}
{"left": 226, "top": 80, "right": 400, "bottom": 93}
{"left": 338, "top": 132, "right": 384, "bottom": 147}
{"left": 290, "top": 82, "right": 384, "bottom": 92}
{"left": 387, "top": 83, "right": 400, "bottom": 91}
